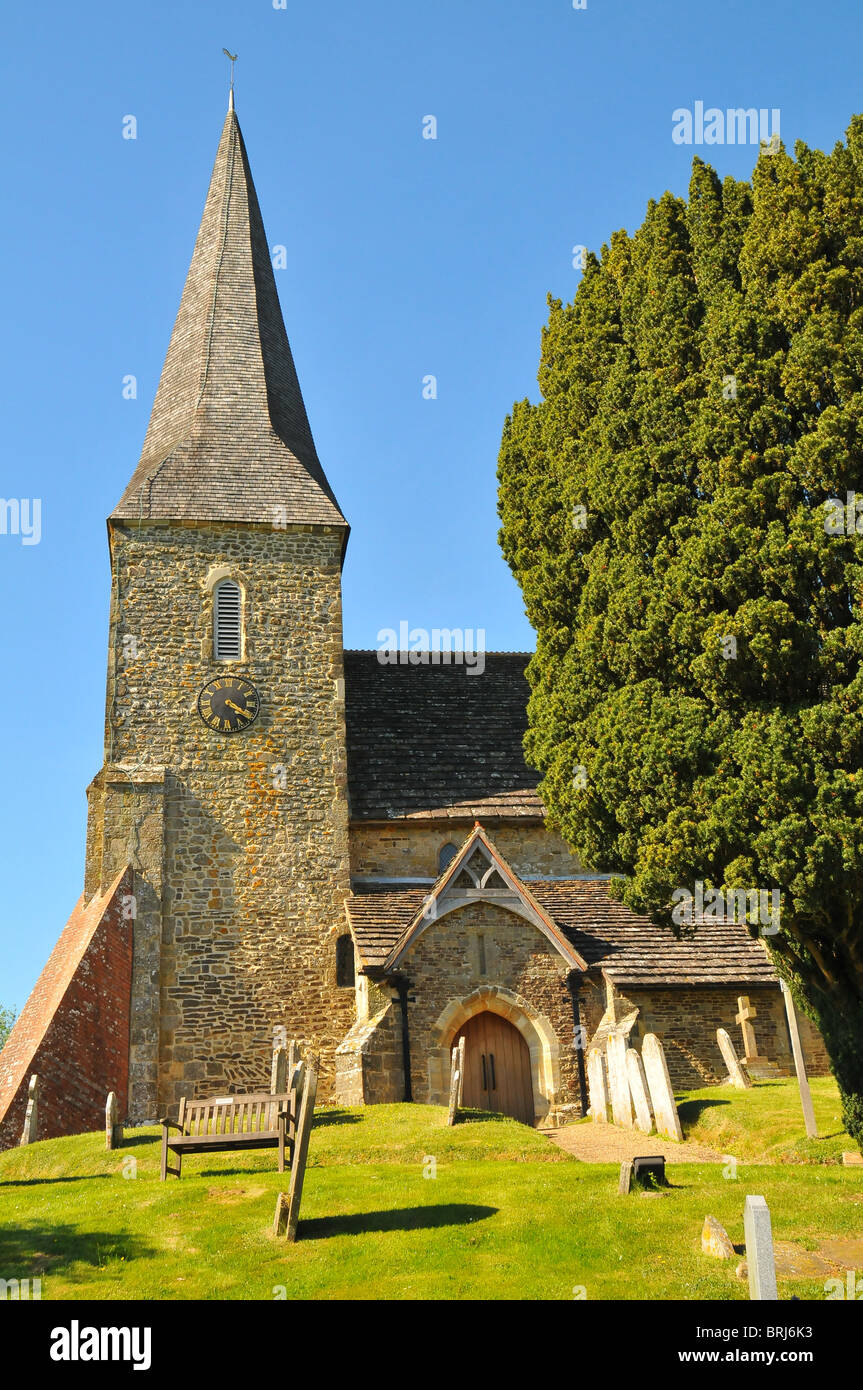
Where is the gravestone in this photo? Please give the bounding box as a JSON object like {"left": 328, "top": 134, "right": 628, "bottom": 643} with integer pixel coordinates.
{"left": 779, "top": 981, "right": 817, "bottom": 1138}
{"left": 270, "top": 1045, "right": 288, "bottom": 1127}
{"left": 271, "top": 1045, "right": 287, "bottom": 1095}
{"left": 586, "top": 1047, "right": 609, "bottom": 1123}
{"left": 605, "top": 1033, "right": 633, "bottom": 1128}
{"left": 702, "top": 1215, "right": 735, "bottom": 1259}
{"left": 625, "top": 1048, "right": 654, "bottom": 1134}
{"left": 19, "top": 1075, "right": 38, "bottom": 1146}
{"left": 105, "top": 1091, "right": 123, "bottom": 1150}
{"left": 717, "top": 1028, "right": 752, "bottom": 1089}
{"left": 641, "top": 1035, "right": 683, "bottom": 1141}
{"left": 743, "top": 1194, "right": 778, "bottom": 1300}
{"left": 735, "top": 996, "right": 777, "bottom": 1079}
{"left": 618, "top": 1160, "right": 633, "bottom": 1195}
{"left": 446, "top": 1045, "right": 461, "bottom": 1126}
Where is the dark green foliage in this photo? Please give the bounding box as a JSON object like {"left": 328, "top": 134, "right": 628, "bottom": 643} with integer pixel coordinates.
{"left": 0, "top": 1006, "right": 15, "bottom": 1052}
{"left": 498, "top": 121, "right": 863, "bottom": 1148}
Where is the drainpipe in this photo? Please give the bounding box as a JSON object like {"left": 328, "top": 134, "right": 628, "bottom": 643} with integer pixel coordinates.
{"left": 565, "top": 972, "right": 589, "bottom": 1115}
{"left": 391, "top": 974, "right": 414, "bottom": 1102}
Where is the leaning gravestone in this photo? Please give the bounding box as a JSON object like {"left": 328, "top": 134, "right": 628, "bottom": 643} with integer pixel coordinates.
{"left": 605, "top": 1034, "right": 633, "bottom": 1128}
{"left": 105, "top": 1091, "right": 124, "bottom": 1150}
{"left": 20, "top": 1074, "right": 38, "bottom": 1146}
{"left": 717, "top": 1028, "right": 752, "bottom": 1090}
{"left": 586, "top": 1047, "right": 609, "bottom": 1123}
{"left": 743, "top": 1195, "right": 778, "bottom": 1300}
{"left": 625, "top": 1049, "right": 654, "bottom": 1134}
{"left": 641, "top": 1035, "right": 683, "bottom": 1141}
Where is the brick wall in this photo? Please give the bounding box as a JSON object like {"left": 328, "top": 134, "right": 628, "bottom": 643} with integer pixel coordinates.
{"left": 0, "top": 868, "right": 133, "bottom": 1150}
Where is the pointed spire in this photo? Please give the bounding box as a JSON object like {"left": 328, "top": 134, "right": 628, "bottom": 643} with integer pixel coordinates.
{"left": 112, "top": 108, "right": 346, "bottom": 529}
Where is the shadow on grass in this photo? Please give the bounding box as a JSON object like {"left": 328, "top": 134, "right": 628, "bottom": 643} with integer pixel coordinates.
{"left": 298, "top": 1203, "right": 498, "bottom": 1240}
{"left": 0, "top": 1175, "right": 108, "bottom": 1189}
{"left": 676, "top": 1097, "right": 731, "bottom": 1125}
{"left": 311, "top": 1111, "right": 362, "bottom": 1128}
{"left": 117, "top": 1134, "right": 161, "bottom": 1149}
{"left": 0, "top": 1222, "right": 155, "bottom": 1276}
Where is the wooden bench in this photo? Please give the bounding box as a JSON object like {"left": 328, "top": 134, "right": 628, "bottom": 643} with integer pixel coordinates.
{"left": 160, "top": 1067, "right": 304, "bottom": 1180}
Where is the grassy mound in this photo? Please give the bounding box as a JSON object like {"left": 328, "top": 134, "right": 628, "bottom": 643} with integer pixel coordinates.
{"left": 1, "top": 1099, "right": 860, "bottom": 1300}
{"left": 677, "top": 1078, "right": 852, "bottom": 1164}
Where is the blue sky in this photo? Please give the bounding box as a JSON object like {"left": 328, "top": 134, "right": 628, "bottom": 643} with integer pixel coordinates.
{"left": 1, "top": 0, "right": 860, "bottom": 1009}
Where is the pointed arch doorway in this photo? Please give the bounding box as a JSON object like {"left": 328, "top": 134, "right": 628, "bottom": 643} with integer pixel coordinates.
{"left": 453, "top": 1011, "right": 534, "bottom": 1125}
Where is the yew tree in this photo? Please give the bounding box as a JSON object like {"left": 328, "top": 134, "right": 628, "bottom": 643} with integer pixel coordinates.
{"left": 498, "top": 121, "right": 863, "bottom": 1147}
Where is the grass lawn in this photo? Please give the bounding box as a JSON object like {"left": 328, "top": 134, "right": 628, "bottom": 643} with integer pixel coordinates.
{"left": 677, "top": 1077, "right": 852, "bottom": 1164}
{"left": 1, "top": 1091, "right": 860, "bottom": 1301}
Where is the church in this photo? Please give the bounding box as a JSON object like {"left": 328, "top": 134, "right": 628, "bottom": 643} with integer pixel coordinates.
{"left": 0, "top": 104, "right": 829, "bottom": 1148}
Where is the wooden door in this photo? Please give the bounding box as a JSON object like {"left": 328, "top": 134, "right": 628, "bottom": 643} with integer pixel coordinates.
{"left": 453, "top": 1012, "right": 534, "bottom": 1125}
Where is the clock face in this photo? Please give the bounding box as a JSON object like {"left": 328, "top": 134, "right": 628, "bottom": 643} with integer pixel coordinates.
{"left": 197, "top": 676, "right": 260, "bottom": 734}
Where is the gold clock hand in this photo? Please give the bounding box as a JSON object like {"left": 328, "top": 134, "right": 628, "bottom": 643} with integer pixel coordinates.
{"left": 225, "top": 699, "right": 248, "bottom": 716}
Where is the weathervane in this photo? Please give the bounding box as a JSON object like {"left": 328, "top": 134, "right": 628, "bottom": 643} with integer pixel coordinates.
{"left": 222, "top": 48, "right": 238, "bottom": 109}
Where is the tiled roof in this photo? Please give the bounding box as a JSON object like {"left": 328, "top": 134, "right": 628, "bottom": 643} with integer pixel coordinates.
{"left": 112, "top": 107, "right": 346, "bottom": 529}
{"left": 346, "top": 878, "right": 778, "bottom": 986}
{"left": 344, "top": 651, "right": 543, "bottom": 820}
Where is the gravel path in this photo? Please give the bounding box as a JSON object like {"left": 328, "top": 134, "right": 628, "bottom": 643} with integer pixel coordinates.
{"left": 543, "top": 1121, "right": 726, "bottom": 1164}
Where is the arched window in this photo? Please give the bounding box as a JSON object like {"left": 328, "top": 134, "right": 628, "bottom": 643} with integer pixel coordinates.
{"left": 214, "top": 579, "right": 242, "bottom": 660}
{"left": 438, "top": 842, "right": 458, "bottom": 874}
{"left": 336, "top": 934, "right": 355, "bottom": 989}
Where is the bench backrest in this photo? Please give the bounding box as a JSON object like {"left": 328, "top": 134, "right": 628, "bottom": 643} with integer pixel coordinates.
{"left": 177, "top": 1087, "right": 295, "bottom": 1137}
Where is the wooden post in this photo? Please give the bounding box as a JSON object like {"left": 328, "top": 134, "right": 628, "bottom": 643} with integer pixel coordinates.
{"left": 456, "top": 1035, "right": 466, "bottom": 1108}
{"left": 780, "top": 980, "right": 818, "bottom": 1138}
{"left": 284, "top": 1057, "right": 318, "bottom": 1242}
{"left": 105, "top": 1091, "right": 123, "bottom": 1150}
{"left": 446, "top": 1045, "right": 461, "bottom": 1125}
{"left": 19, "top": 1075, "right": 38, "bottom": 1146}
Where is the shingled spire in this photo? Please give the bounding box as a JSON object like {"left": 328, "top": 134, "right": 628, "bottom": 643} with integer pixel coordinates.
{"left": 112, "top": 106, "right": 346, "bottom": 528}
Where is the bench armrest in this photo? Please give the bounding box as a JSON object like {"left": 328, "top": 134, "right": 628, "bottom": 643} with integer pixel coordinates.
{"left": 160, "top": 1117, "right": 183, "bottom": 1132}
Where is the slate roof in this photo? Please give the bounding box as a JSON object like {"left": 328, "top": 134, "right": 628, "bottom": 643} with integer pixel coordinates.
{"left": 112, "top": 106, "right": 346, "bottom": 529}
{"left": 344, "top": 651, "right": 543, "bottom": 820}
{"left": 346, "top": 879, "right": 778, "bottom": 987}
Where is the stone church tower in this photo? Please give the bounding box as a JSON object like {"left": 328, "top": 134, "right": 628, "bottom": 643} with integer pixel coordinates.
{"left": 0, "top": 98, "right": 833, "bottom": 1152}
{"left": 84, "top": 102, "right": 354, "bottom": 1121}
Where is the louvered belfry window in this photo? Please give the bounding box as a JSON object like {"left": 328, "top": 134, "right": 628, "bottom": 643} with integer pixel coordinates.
{"left": 214, "top": 580, "right": 242, "bottom": 660}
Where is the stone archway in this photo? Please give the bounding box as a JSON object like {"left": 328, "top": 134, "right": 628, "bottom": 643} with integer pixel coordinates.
{"left": 427, "top": 986, "right": 562, "bottom": 1124}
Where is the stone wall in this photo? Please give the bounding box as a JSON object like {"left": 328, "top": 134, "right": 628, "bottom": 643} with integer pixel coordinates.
{"left": 335, "top": 1001, "right": 404, "bottom": 1106}
{"left": 611, "top": 984, "right": 832, "bottom": 1090}
{"left": 398, "top": 899, "right": 581, "bottom": 1121}
{"left": 87, "top": 520, "right": 355, "bottom": 1115}
{"left": 350, "top": 820, "right": 584, "bottom": 880}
